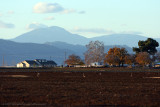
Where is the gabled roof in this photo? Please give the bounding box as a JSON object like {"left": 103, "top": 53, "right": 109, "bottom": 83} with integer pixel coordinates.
{"left": 39, "top": 60, "right": 57, "bottom": 65}
{"left": 45, "top": 60, "right": 57, "bottom": 65}
{"left": 35, "top": 59, "right": 47, "bottom": 62}
{"left": 35, "top": 59, "right": 57, "bottom": 65}
{"left": 25, "top": 60, "right": 40, "bottom": 65}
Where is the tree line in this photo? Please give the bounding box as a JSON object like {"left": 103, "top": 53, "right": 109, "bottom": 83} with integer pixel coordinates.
{"left": 65, "top": 38, "right": 160, "bottom": 67}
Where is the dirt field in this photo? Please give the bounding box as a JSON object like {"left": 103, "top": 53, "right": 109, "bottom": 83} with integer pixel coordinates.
{"left": 1, "top": 68, "right": 160, "bottom": 106}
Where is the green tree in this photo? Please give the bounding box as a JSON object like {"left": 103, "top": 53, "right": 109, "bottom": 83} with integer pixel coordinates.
{"left": 133, "top": 38, "right": 159, "bottom": 55}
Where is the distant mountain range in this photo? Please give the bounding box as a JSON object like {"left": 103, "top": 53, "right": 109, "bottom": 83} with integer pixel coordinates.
{"left": 1, "top": 26, "right": 160, "bottom": 66}
{"left": 12, "top": 26, "right": 89, "bottom": 45}
{"left": 0, "top": 39, "right": 135, "bottom": 66}
{"left": 11, "top": 26, "right": 160, "bottom": 47}
{"left": 0, "top": 39, "right": 76, "bottom": 66}
{"left": 45, "top": 41, "right": 134, "bottom": 55}
{"left": 90, "top": 34, "right": 160, "bottom": 47}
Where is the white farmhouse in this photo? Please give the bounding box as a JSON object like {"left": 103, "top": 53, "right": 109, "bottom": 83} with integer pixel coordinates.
{"left": 17, "top": 59, "right": 57, "bottom": 68}
{"left": 17, "top": 60, "right": 41, "bottom": 68}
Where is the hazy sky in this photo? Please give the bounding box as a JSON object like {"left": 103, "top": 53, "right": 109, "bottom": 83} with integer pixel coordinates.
{"left": 0, "top": 0, "right": 160, "bottom": 39}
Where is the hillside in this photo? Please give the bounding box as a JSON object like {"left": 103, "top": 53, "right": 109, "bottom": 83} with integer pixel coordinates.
{"left": 12, "top": 26, "right": 89, "bottom": 45}
{"left": 11, "top": 26, "right": 160, "bottom": 47}
{"left": 45, "top": 41, "right": 87, "bottom": 57}
{"left": 0, "top": 39, "right": 134, "bottom": 66}
{"left": 90, "top": 34, "right": 160, "bottom": 47}
{"left": 0, "top": 39, "right": 76, "bottom": 66}
{"left": 3, "top": 26, "right": 160, "bottom": 66}
{"left": 90, "top": 34, "right": 147, "bottom": 47}
{"left": 46, "top": 41, "right": 134, "bottom": 54}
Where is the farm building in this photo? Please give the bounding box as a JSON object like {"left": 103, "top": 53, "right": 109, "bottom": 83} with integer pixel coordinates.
{"left": 154, "top": 63, "right": 160, "bottom": 68}
{"left": 17, "top": 59, "right": 57, "bottom": 68}
{"left": 34, "top": 59, "right": 57, "bottom": 67}
{"left": 90, "top": 62, "right": 103, "bottom": 67}
{"left": 17, "top": 60, "right": 41, "bottom": 68}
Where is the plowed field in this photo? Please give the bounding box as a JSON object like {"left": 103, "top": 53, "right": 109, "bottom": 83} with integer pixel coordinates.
{"left": 1, "top": 68, "right": 160, "bottom": 106}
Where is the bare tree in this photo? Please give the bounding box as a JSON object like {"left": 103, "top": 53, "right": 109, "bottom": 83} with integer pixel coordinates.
{"left": 84, "top": 40, "right": 104, "bottom": 65}
{"left": 155, "top": 52, "right": 160, "bottom": 62}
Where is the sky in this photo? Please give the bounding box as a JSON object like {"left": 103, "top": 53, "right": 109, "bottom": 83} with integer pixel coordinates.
{"left": 0, "top": 0, "right": 160, "bottom": 39}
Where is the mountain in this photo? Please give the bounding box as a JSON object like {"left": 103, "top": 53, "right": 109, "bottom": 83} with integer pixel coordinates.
{"left": 104, "top": 45, "right": 133, "bottom": 54}
{"left": 11, "top": 26, "right": 160, "bottom": 47}
{"left": 90, "top": 34, "right": 160, "bottom": 47}
{"left": 3, "top": 26, "right": 160, "bottom": 66}
{"left": 46, "top": 41, "right": 134, "bottom": 54}
{"left": 0, "top": 39, "right": 133, "bottom": 66}
{"left": 12, "top": 26, "right": 89, "bottom": 45}
{"left": 0, "top": 39, "right": 147, "bottom": 66}
{"left": 0, "top": 39, "right": 76, "bottom": 66}
{"left": 45, "top": 41, "right": 86, "bottom": 57}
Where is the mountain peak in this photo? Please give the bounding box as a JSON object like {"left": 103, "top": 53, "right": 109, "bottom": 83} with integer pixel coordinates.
{"left": 11, "top": 26, "right": 160, "bottom": 47}
{"left": 11, "top": 26, "right": 88, "bottom": 45}
{"left": 49, "top": 26, "right": 65, "bottom": 30}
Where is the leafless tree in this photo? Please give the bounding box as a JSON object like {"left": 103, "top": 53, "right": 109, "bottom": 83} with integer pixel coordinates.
{"left": 84, "top": 40, "right": 105, "bottom": 65}
{"left": 155, "top": 52, "right": 160, "bottom": 62}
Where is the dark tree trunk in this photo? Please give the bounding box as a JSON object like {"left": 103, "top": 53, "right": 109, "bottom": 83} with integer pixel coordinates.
{"left": 122, "top": 62, "right": 124, "bottom": 67}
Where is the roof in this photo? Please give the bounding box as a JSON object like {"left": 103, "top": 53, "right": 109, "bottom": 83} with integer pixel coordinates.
{"left": 25, "top": 60, "right": 40, "bottom": 65}
{"left": 35, "top": 59, "right": 47, "bottom": 62}
{"left": 45, "top": 60, "right": 57, "bottom": 65}
{"left": 39, "top": 60, "right": 57, "bottom": 65}
{"left": 34, "top": 59, "right": 57, "bottom": 66}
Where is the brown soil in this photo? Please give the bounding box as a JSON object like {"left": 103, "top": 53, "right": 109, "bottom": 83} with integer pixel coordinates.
{"left": 1, "top": 68, "right": 160, "bottom": 106}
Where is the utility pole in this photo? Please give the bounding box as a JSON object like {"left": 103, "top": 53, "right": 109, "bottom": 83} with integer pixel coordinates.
{"left": 2, "top": 54, "right": 5, "bottom": 67}
{"left": 64, "top": 51, "right": 67, "bottom": 67}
